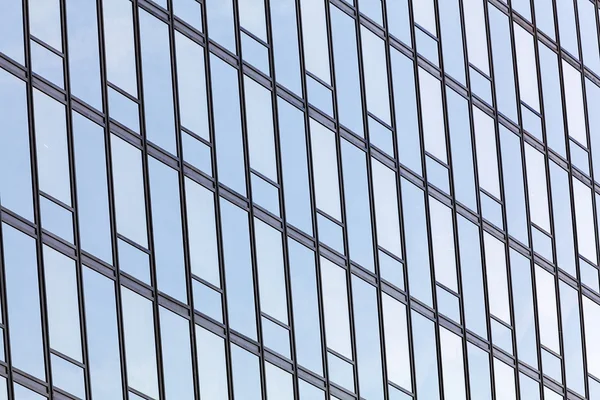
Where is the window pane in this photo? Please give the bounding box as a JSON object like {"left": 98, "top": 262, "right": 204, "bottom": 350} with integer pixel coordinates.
{"left": 220, "top": 198, "right": 257, "bottom": 339}
{"left": 299, "top": 0, "right": 330, "bottom": 83}
{"left": 401, "top": 178, "right": 432, "bottom": 305}
{"left": 43, "top": 246, "right": 82, "bottom": 361}
{"left": 382, "top": 293, "right": 411, "bottom": 391}
{"left": 73, "top": 113, "right": 112, "bottom": 263}
{"left": 254, "top": 218, "right": 288, "bottom": 323}
{"left": 509, "top": 250, "right": 538, "bottom": 368}
{"left": 392, "top": 49, "right": 422, "bottom": 174}
{"left": 321, "top": 257, "right": 352, "bottom": 358}
{"left": 211, "top": 54, "right": 246, "bottom": 195}
{"left": 139, "top": 10, "right": 176, "bottom": 153}
{"left": 341, "top": 140, "right": 374, "bottom": 271}
{"left": 0, "top": 0, "right": 24, "bottom": 63}
{"left": 121, "top": 287, "right": 159, "bottom": 398}
{"left": 33, "top": 89, "right": 71, "bottom": 205}
{"left": 440, "top": 328, "right": 467, "bottom": 399}
{"left": 184, "top": 178, "right": 220, "bottom": 285}
{"left": 278, "top": 98, "right": 313, "bottom": 234}
{"left": 361, "top": 26, "right": 391, "bottom": 124}
{"left": 310, "top": 120, "right": 341, "bottom": 220}
{"left": 331, "top": 6, "right": 364, "bottom": 136}
{"left": 2, "top": 224, "right": 45, "bottom": 380}
{"left": 159, "top": 307, "right": 194, "bottom": 400}
{"left": 111, "top": 134, "right": 148, "bottom": 247}
{"left": 372, "top": 159, "right": 402, "bottom": 258}
{"left": 352, "top": 276, "right": 384, "bottom": 400}
{"left": 83, "top": 267, "right": 123, "bottom": 399}
{"left": 244, "top": 76, "right": 277, "bottom": 180}
{"left": 559, "top": 281, "right": 585, "bottom": 395}
{"left": 196, "top": 326, "right": 229, "bottom": 399}
{"left": 270, "top": 0, "right": 302, "bottom": 94}
{"left": 149, "top": 158, "right": 186, "bottom": 301}
{"left": 484, "top": 233, "right": 510, "bottom": 323}
{"left": 231, "top": 344, "right": 262, "bottom": 400}
{"left": 103, "top": 0, "right": 137, "bottom": 95}
{"left": 411, "top": 311, "right": 440, "bottom": 400}
{"left": 175, "top": 31, "right": 209, "bottom": 140}
{"left": 458, "top": 216, "right": 487, "bottom": 338}
{"left": 447, "top": 87, "right": 477, "bottom": 210}
{"left": 0, "top": 69, "right": 33, "bottom": 220}
{"left": 288, "top": 238, "right": 323, "bottom": 375}
{"left": 66, "top": 0, "right": 102, "bottom": 109}
{"left": 429, "top": 198, "right": 457, "bottom": 291}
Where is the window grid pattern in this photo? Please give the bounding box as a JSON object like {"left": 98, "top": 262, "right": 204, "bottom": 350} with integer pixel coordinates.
{"left": 1, "top": 0, "right": 600, "bottom": 399}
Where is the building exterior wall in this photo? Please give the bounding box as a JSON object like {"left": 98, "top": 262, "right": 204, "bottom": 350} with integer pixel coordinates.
{"left": 1, "top": 0, "right": 600, "bottom": 399}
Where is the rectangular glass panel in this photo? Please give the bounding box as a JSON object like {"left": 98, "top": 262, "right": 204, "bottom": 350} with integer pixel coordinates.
{"left": 121, "top": 287, "right": 159, "bottom": 398}
{"left": 220, "top": 198, "right": 257, "bottom": 339}
{"left": 321, "top": 257, "right": 352, "bottom": 358}
{"left": 211, "top": 54, "right": 246, "bottom": 195}
{"left": 149, "top": 157, "right": 186, "bottom": 302}
{"left": 509, "top": 250, "right": 538, "bottom": 368}
{"left": 341, "top": 140, "right": 374, "bottom": 271}
{"left": 33, "top": 89, "right": 71, "bottom": 205}
{"left": 2, "top": 224, "right": 45, "bottom": 380}
{"left": 103, "top": 0, "right": 137, "bottom": 95}
{"left": 184, "top": 178, "right": 220, "bottom": 286}
{"left": 175, "top": 31, "right": 209, "bottom": 140}
{"left": 288, "top": 238, "right": 323, "bottom": 375}
{"left": 382, "top": 293, "right": 412, "bottom": 391}
{"left": 412, "top": 310, "right": 440, "bottom": 400}
{"left": 372, "top": 159, "right": 402, "bottom": 259}
{"left": 331, "top": 5, "right": 364, "bottom": 136}
{"left": 278, "top": 98, "right": 313, "bottom": 234}
{"left": 310, "top": 119, "right": 341, "bottom": 220}
{"left": 159, "top": 307, "right": 194, "bottom": 400}
{"left": 231, "top": 344, "right": 262, "bottom": 400}
{"left": 0, "top": 70, "right": 33, "bottom": 221}
{"left": 73, "top": 113, "right": 112, "bottom": 263}
{"left": 244, "top": 76, "right": 277, "bottom": 181}
{"left": 43, "top": 246, "right": 82, "bottom": 361}
{"left": 352, "top": 276, "right": 384, "bottom": 400}
{"left": 401, "top": 178, "right": 432, "bottom": 305}
{"left": 254, "top": 218, "right": 288, "bottom": 323}
{"left": 83, "top": 267, "right": 123, "bottom": 399}
{"left": 196, "top": 326, "right": 229, "bottom": 399}
{"left": 66, "top": 0, "right": 102, "bottom": 109}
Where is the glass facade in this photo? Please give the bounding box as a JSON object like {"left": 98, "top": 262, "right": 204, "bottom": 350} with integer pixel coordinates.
{"left": 1, "top": 0, "right": 600, "bottom": 399}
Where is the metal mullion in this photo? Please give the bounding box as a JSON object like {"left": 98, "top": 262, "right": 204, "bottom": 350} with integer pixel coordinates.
{"left": 370, "top": 0, "right": 416, "bottom": 396}
{"left": 323, "top": 0, "right": 363, "bottom": 396}
{"left": 19, "top": 0, "right": 57, "bottom": 396}
{"left": 453, "top": 0, "right": 499, "bottom": 395}
{"left": 129, "top": 1, "right": 167, "bottom": 398}
{"left": 93, "top": 0, "right": 132, "bottom": 395}
{"left": 400, "top": 0, "right": 442, "bottom": 396}
{"left": 430, "top": 0, "right": 475, "bottom": 396}
{"left": 528, "top": 32, "right": 570, "bottom": 400}
{"left": 569, "top": 0, "right": 599, "bottom": 397}
{"left": 292, "top": 0, "right": 332, "bottom": 394}
{"left": 405, "top": 0, "right": 454, "bottom": 397}
{"left": 163, "top": 0, "right": 202, "bottom": 398}
{"left": 504, "top": 0, "right": 550, "bottom": 393}
{"left": 195, "top": 1, "right": 237, "bottom": 395}
{"left": 58, "top": 0, "right": 94, "bottom": 397}
{"left": 228, "top": 0, "right": 270, "bottom": 395}
{"left": 480, "top": 0, "right": 529, "bottom": 395}
{"left": 261, "top": 0, "right": 303, "bottom": 395}
{"left": 550, "top": 0, "right": 594, "bottom": 395}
